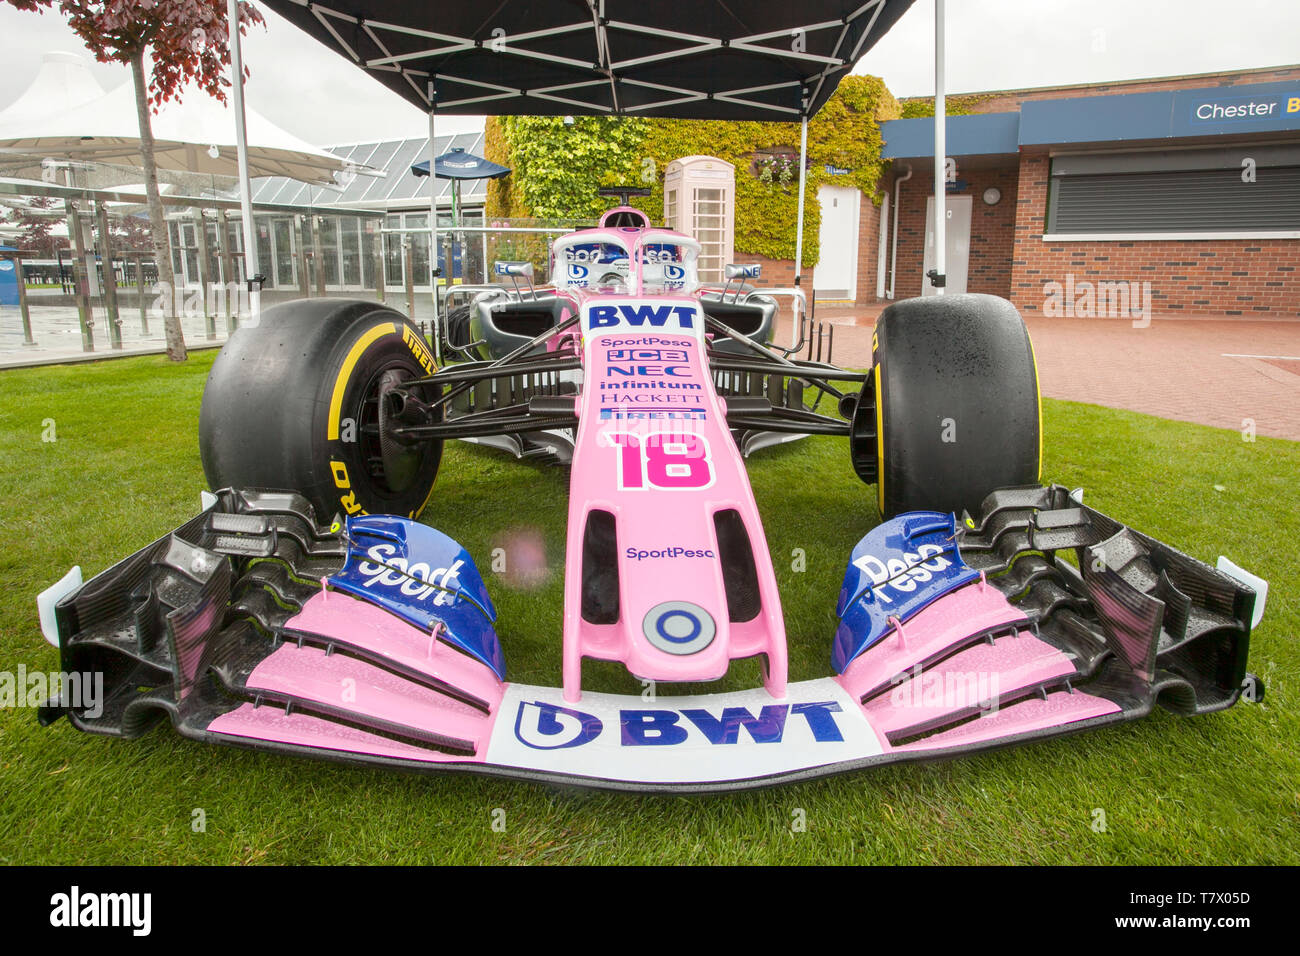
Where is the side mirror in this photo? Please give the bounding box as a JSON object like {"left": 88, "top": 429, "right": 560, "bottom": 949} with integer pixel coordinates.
{"left": 725, "top": 263, "right": 761, "bottom": 280}
{"left": 494, "top": 261, "right": 534, "bottom": 278}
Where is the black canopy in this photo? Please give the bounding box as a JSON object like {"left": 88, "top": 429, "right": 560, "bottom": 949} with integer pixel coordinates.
{"left": 262, "top": 0, "right": 915, "bottom": 120}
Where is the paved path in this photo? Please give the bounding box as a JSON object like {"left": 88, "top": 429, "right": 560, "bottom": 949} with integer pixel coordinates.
{"left": 780, "top": 306, "right": 1300, "bottom": 441}
{"left": 0, "top": 304, "right": 232, "bottom": 367}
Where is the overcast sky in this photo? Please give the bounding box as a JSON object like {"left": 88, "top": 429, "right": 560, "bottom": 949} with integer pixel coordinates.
{"left": 0, "top": 0, "right": 1296, "bottom": 147}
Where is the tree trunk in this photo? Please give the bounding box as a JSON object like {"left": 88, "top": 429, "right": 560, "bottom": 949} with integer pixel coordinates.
{"left": 131, "top": 48, "right": 186, "bottom": 362}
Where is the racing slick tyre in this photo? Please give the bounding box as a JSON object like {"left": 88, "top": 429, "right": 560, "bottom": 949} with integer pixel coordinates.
{"left": 865, "top": 293, "right": 1040, "bottom": 520}
{"left": 199, "top": 299, "right": 443, "bottom": 523}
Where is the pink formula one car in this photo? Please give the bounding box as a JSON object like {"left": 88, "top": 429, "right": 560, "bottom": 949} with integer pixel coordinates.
{"left": 36, "top": 202, "right": 1264, "bottom": 791}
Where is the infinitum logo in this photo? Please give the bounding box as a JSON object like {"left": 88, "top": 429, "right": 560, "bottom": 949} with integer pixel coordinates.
{"left": 49, "top": 886, "right": 151, "bottom": 936}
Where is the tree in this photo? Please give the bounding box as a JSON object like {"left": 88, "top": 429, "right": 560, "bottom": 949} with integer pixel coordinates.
{"left": 5, "top": 0, "right": 263, "bottom": 361}
{"left": 108, "top": 211, "right": 152, "bottom": 254}
{"left": 0, "top": 195, "right": 70, "bottom": 258}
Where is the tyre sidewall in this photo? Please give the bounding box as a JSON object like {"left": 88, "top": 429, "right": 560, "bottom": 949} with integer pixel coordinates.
{"left": 311, "top": 316, "right": 442, "bottom": 521}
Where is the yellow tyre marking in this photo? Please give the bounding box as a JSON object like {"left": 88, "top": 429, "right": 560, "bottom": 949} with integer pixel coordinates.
{"left": 1026, "top": 328, "right": 1043, "bottom": 482}
{"left": 874, "top": 363, "right": 885, "bottom": 516}
{"left": 327, "top": 322, "right": 397, "bottom": 440}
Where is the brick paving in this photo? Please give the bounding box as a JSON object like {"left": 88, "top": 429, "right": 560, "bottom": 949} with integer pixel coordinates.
{"left": 783, "top": 304, "right": 1300, "bottom": 441}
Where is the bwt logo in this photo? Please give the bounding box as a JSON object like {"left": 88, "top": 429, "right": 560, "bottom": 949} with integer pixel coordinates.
{"left": 514, "top": 700, "right": 845, "bottom": 749}
{"left": 587, "top": 304, "right": 697, "bottom": 331}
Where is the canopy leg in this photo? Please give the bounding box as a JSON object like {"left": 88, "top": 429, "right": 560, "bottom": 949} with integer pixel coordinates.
{"left": 227, "top": 0, "right": 260, "bottom": 323}
{"left": 931, "top": 0, "right": 947, "bottom": 295}
{"left": 428, "top": 81, "right": 442, "bottom": 365}
{"left": 793, "top": 114, "right": 809, "bottom": 347}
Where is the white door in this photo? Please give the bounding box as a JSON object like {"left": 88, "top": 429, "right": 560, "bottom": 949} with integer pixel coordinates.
{"left": 922, "top": 194, "right": 971, "bottom": 295}
{"left": 813, "top": 185, "right": 860, "bottom": 301}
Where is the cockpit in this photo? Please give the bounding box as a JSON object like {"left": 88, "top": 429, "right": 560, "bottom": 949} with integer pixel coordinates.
{"left": 550, "top": 210, "right": 701, "bottom": 296}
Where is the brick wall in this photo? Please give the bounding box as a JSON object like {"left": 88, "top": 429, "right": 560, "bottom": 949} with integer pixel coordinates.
{"left": 888, "top": 164, "right": 1019, "bottom": 300}
{"left": 1010, "top": 151, "right": 1300, "bottom": 318}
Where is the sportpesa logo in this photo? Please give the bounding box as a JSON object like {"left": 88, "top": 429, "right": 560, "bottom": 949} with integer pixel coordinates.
{"left": 357, "top": 543, "right": 462, "bottom": 606}
{"left": 626, "top": 546, "right": 715, "bottom": 561}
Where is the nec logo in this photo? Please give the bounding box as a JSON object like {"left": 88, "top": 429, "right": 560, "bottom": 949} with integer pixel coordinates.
{"left": 514, "top": 700, "right": 845, "bottom": 749}
{"left": 587, "top": 304, "right": 697, "bottom": 331}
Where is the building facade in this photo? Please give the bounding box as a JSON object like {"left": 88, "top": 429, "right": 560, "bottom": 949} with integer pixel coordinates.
{"left": 880, "top": 66, "right": 1300, "bottom": 318}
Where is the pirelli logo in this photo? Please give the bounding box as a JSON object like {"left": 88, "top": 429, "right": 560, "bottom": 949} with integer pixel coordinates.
{"left": 402, "top": 325, "right": 436, "bottom": 376}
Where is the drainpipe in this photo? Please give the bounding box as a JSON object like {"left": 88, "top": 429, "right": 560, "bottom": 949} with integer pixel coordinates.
{"left": 888, "top": 164, "right": 912, "bottom": 299}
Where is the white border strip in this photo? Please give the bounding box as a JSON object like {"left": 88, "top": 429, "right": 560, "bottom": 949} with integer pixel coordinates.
{"left": 1042, "top": 232, "right": 1300, "bottom": 242}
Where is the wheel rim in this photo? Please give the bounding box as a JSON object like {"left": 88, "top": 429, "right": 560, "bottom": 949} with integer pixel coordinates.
{"left": 357, "top": 365, "right": 427, "bottom": 498}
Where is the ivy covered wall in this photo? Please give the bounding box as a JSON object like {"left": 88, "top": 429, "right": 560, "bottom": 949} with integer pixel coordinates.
{"left": 897, "top": 93, "right": 994, "bottom": 118}
{"left": 484, "top": 75, "right": 899, "bottom": 269}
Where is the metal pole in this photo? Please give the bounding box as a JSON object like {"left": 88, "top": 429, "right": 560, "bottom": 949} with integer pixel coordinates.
{"left": 227, "top": 0, "right": 261, "bottom": 322}
{"left": 403, "top": 236, "right": 415, "bottom": 322}
{"left": 311, "top": 214, "right": 326, "bottom": 297}
{"left": 932, "top": 0, "right": 946, "bottom": 295}
{"left": 297, "top": 217, "right": 310, "bottom": 298}
{"left": 95, "top": 202, "right": 123, "bottom": 348}
{"left": 193, "top": 210, "right": 216, "bottom": 339}
{"left": 10, "top": 252, "right": 35, "bottom": 346}
{"left": 135, "top": 255, "right": 148, "bottom": 332}
{"left": 427, "top": 80, "right": 442, "bottom": 362}
{"left": 216, "top": 208, "right": 236, "bottom": 332}
{"left": 65, "top": 199, "right": 93, "bottom": 351}
{"left": 371, "top": 224, "right": 385, "bottom": 304}
{"left": 793, "top": 113, "right": 809, "bottom": 347}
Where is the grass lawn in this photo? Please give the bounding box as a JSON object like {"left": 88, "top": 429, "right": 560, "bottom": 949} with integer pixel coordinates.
{"left": 0, "top": 350, "right": 1295, "bottom": 864}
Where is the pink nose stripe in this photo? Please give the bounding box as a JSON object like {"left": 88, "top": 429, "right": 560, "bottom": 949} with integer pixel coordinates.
{"left": 287, "top": 590, "right": 504, "bottom": 711}
{"left": 208, "top": 704, "right": 474, "bottom": 764}
{"left": 862, "top": 630, "right": 1078, "bottom": 740}
{"left": 244, "top": 643, "right": 490, "bottom": 750}
{"left": 891, "top": 690, "right": 1121, "bottom": 752}
{"left": 837, "top": 581, "right": 1030, "bottom": 703}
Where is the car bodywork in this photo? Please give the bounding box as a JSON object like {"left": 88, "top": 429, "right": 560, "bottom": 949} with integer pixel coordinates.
{"left": 35, "top": 210, "right": 1264, "bottom": 792}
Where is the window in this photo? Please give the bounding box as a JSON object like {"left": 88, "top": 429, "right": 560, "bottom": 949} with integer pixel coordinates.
{"left": 1046, "top": 144, "right": 1300, "bottom": 237}
{"left": 693, "top": 187, "right": 724, "bottom": 282}
{"left": 383, "top": 214, "right": 403, "bottom": 287}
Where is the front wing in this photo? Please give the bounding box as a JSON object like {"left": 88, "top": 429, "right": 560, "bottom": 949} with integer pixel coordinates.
{"left": 35, "top": 487, "right": 1259, "bottom": 793}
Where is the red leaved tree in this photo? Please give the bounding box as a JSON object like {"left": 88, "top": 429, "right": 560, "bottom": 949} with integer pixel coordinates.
{"left": 1, "top": 195, "right": 70, "bottom": 258}
{"left": 5, "top": 0, "right": 263, "bottom": 360}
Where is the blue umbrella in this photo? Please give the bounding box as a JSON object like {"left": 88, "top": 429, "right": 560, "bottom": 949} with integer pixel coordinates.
{"left": 411, "top": 146, "right": 510, "bottom": 229}
{"left": 410, "top": 146, "right": 510, "bottom": 181}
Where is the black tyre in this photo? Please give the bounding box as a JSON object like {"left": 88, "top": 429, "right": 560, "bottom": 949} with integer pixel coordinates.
{"left": 199, "top": 299, "right": 443, "bottom": 522}
{"left": 868, "top": 293, "right": 1040, "bottom": 519}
